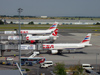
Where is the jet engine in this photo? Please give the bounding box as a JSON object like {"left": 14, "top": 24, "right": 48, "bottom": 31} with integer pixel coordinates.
{"left": 51, "top": 50, "right": 58, "bottom": 54}
{"left": 50, "top": 50, "right": 62, "bottom": 54}
{"left": 53, "top": 37, "right": 57, "bottom": 40}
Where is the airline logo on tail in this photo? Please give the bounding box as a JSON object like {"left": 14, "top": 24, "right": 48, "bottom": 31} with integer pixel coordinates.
{"left": 49, "top": 22, "right": 58, "bottom": 29}
{"left": 81, "top": 33, "right": 91, "bottom": 44}
{"left": 82, "top": 36, "right": 90, "bottom": 43}
{"left": 50, "top": 28, "right": 58, "bottom": 36}
{"left": 52, "top": 28, "right": 58, "bottom": 36}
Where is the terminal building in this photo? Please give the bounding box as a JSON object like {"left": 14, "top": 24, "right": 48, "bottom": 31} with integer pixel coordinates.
{"left": 2, "top": 19, "right": 98, "bottom": 25}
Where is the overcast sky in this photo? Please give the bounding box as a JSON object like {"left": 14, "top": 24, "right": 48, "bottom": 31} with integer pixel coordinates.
{"left": 0, "top": 0, "right": 100, "bottom": 17}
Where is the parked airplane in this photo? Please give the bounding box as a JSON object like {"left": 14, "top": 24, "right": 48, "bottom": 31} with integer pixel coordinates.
{"left": 26, "top": 28, "right": 59, "bottom": 43}
{"left": 4, "top": 22, "right": 58, "bottom": 34}
{"left": 7, "top": 28, "right": 58, "bottom": 43}
{"left": 20, "top": 22, "right": 58, "bottom": 34}
{"left": 43, "top": 33, "right": 92, "bottom": 54}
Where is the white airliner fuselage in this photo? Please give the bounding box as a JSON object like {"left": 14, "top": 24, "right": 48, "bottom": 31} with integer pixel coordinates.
{"left": 43, "top": 43, "right": 85, "bottom": 50}
{"left": 4, "top": 22, "right": 58, "bottom": 35}
{"left": 20, "top": 29, "right": 55, "bottom": 34}
{"left": 8, "top": 29, "right": 58, "bottom": 43}
{"left": 27, "top": 36, "right": 58, "bottom": 40}
{"left": 42, "top": 33, "right": 92, "bottom": 54}
{"left": 26, "top": 28, "right": 58, "bottom": 43}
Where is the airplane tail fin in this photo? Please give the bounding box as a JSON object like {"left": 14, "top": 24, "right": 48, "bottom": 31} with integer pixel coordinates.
{"left": 81, "top": 33, "right": 92, "bottom": 46}
{"left": 49, "top": 22, "right": 58, "bottom": 30}
{"left": 50, "top": 28, "right": 58, "bottom": 36}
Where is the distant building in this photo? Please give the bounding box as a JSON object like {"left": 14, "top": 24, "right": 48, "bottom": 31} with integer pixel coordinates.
{"left": 4, "top": 19, "right": 98, "bottom": 25}
{"left": 41, "top": 16, "right": 47, "bottom": 18}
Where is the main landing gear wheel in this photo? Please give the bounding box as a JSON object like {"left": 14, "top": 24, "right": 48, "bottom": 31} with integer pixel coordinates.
{"left": 58, "top": 50, "right": 62, "bottom": 55}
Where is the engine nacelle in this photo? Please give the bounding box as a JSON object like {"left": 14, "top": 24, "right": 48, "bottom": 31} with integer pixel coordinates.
{"left": 51, "top": 50, "right": 58, "bottom": 54}
{"left": 53, "top": 37, "right": 57, "bottom": 40}
{"left": 34, "top": 51, "right": 40, "bottom": 55}
{"left": 30, "top": 40, "right": 35, "bottom": 43}
{"left": 53, "top": 36, "right": 59, "bottom": 40}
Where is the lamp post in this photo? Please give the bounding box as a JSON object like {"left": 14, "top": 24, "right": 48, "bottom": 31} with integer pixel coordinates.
{"left": 96, "top": 53, "right": 99, "bottom": 71}
{"left": 18, "top": 8, "right": 23, "bottom": 69}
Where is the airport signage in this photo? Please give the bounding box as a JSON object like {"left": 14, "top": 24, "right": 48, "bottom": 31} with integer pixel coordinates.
{"left": 19, "top": 44, "right": 35, "bottom": 50}
{"left": 8, "top": 36, "right": 20, "bottom": 40}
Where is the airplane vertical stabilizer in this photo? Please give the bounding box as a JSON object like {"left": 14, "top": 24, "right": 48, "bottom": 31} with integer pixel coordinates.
{"left": 81, "top": 33, "right": 92, "bottom": 46}
{"left": 48, "top": 22, "right": 58, "bottom": 30}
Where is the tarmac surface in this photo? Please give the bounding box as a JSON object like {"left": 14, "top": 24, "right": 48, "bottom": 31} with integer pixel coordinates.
{"left": 42, "top": 32, "right": 100, "bottom": 65}
{"left": 0, "top": 29, "right": 100, "bottom": 75}
{"left": 1, "top": 32, "right": 100, "bottom": 65}
{"left": 59, "top": 29, "right": 100, "bottom": 33}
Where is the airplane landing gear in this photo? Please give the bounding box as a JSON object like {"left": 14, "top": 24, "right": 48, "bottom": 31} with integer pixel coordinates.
{"left": 58, "top": 50, "right": 62, "bottom": 55}
{"left": 68, "top": 50, "right": 71, "bottom": 53}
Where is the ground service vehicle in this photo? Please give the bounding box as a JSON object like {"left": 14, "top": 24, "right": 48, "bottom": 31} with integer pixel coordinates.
{"left": 21, "top": 57, "right": 46, "bottom": 66}
{"left": 82, "top": 64, "right": 94, "bottom": 70}
{"left": 40, "top": 61, "right": 53, "bottom": 68}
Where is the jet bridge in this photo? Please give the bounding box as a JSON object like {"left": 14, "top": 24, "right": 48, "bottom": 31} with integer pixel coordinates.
{"left": 0, "top": 43, "right": 43, "bottom": 57}
{"left": 0, "top": 29, "right": 20, "bottom": 34}
{"left": 0, "top": 31, "right": 17, "bottom": 34}
{"left": 0, "top": 36, "right": 27, "bottom": 41}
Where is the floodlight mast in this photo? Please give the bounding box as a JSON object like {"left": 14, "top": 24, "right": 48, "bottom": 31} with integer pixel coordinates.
{"left": 18, "top": 8, "right": 23, "bottom": 69}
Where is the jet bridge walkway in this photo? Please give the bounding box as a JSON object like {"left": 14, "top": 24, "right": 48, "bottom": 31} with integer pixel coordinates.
{"left": 0, "top": 43, "right": 43, "bottom": 57}
{"left": 0, "top": 36, "right": 27, "bottom": 41}
{"left": 0, "top": 30, "right": 18, "bottom": 34}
